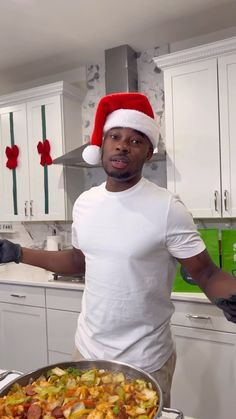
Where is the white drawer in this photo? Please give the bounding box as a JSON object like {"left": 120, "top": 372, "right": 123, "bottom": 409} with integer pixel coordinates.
{"left": 171, "top": 300, "right": 236, "bottom": 333}
{"left": 0, "top": 283, "right": 45, "bottom": 307}
{"left": 47, "top": 308, "right": 78, "bottom": 353}
{"left": 46, "top": 288, "right": 83, "bottom": 312}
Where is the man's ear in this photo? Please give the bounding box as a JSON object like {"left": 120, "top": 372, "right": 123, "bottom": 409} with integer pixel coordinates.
{"left": 146, "top": 146, "right": 154, "bottom": 161}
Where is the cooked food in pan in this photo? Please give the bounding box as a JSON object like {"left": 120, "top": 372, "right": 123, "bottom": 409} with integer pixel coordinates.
{"left": 0, "top": 366, "right": 159, "bottom": 418}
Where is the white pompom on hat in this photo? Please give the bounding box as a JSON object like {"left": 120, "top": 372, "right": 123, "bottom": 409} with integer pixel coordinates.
{"left": 82, "top": 92, "right": 159, "bottom": 165}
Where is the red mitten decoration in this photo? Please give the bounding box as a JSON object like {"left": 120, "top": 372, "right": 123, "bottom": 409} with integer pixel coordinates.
{"left": 5, "top": 144, "right": 19, "bottom": 169}
{"left": 37, "top": 139, "right": 52, "bottom": 166}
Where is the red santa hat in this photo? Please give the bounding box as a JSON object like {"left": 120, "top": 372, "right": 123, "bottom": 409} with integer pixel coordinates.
{"left": 82, "top": 92, "right": 159, "bottom": 165}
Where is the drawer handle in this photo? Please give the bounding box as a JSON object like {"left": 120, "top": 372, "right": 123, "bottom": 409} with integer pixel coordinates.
{"left": 214, "top": 190, "right": 219, "bottom": 212}
{"left": 185, "top": 314, "right": 211, "bottom": 320}
{"left": 24, "top": 201, "right": 28, "bottom": 217}
{"left": 30, "top": 200, "right": 34, "bottom": 217}
{"left": 10, "top": 293, "right": 26, "bottom": 298}
{"left": 224, "top": 189, "right": 229, "bottom": 212}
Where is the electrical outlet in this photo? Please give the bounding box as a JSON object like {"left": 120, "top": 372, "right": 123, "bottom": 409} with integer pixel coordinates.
{"left": 0, "top": 223, "right": 14, "bottom": 233}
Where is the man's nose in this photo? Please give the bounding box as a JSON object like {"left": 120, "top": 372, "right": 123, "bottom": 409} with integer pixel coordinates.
{"left": 116, "top": 139, "right": 130, "bottom": 152}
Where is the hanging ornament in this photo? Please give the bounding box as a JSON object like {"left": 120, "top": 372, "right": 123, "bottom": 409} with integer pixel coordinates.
{"left": 37, "top": 139, "right": 52, "bottom": 166}
{"left": 5, "top": 144, "right": 19, "bottom": 169}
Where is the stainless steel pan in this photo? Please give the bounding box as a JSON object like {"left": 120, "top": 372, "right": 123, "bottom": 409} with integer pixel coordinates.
{"left": 0, "top": 360, "right": 184, "bottom": 418}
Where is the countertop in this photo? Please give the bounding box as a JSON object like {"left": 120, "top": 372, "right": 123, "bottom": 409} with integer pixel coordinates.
{"left": 0, "top": 263, "right": 85, "bottom": 291}
{"left": 0, "top": 263, "right": 210, "bottom": 303}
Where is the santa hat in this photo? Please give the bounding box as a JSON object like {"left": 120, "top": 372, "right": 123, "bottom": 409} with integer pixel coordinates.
{"left": 82, "top": 92, "right": 159, "bottom": 165}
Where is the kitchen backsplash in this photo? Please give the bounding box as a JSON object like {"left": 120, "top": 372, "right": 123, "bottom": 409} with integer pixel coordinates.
{"left": 4, "top": 218, "right": 236, "bottom": 255}
{"left": 0, "top": 222, "right": 72, "bottom": 250}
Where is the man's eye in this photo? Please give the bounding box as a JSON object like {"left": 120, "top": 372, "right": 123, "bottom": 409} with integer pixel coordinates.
{"left": 131, "top": 138, "right": 142, "bottom": 145}
{"left": 110, "top": 134, "right": 119, "bottom": 140}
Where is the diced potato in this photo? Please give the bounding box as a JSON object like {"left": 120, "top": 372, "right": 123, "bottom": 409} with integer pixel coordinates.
{"left": 101, "top": 374, "right": 112, "bottom": 383}
{"left": 112, "top": 372, "right": 125, "bottom": 383}
{"left": 51, "top": 367, "right": 66, "bottom": 377}
{"left": 108, "top": 395, "right": 119, "bottom": 403}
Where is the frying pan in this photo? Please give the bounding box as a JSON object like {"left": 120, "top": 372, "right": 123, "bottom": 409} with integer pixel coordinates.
{"left": 0, "top": 360, "right": 184, "bottom": 418}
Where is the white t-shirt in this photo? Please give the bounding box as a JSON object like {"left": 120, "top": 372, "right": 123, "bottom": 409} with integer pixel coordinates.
{"left": 72, "top": 178, "right": 205, "bottom": 372}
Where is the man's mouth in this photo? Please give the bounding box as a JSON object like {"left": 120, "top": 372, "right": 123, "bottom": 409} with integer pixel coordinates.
{"left": 110, "top": 156, "right": 130, "bottom": 169}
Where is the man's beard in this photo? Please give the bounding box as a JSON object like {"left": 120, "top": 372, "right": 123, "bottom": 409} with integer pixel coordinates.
{"left": 103, "top": 167, "right": 133, "bottom": 180}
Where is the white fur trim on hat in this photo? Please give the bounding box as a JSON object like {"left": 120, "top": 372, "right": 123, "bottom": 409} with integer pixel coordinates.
{"left": 103, "top": 109, "right": 159, "bottom": 149}
{"left": 82, "top": 145, "right": 101, "bottom": 165}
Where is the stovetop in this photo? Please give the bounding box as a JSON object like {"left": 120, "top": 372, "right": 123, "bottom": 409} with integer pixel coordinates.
{"left": 48, "top": 273, "right": 85, "bottom": 284}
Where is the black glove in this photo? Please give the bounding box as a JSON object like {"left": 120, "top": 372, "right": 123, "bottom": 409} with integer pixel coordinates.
{"left": 0, "top": 239, "right": 22, "bottom": 264}
{"left": 212, "top": 295, "right": 236, "bottom": 324}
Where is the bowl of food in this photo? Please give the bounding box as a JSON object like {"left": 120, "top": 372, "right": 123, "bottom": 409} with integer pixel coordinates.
{"left": 0, "top": 360, "right": 183, "bottom": 418}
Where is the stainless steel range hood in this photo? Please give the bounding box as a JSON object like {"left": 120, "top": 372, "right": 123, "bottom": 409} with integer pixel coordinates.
{"left": 53, "top": 45, "right": 165, "bottom": 168}
{"left": 53, "top": 142, "right": 165, "bottom": 168}
{"left": 53, "top": 142, "right": 102, "bottom": 168}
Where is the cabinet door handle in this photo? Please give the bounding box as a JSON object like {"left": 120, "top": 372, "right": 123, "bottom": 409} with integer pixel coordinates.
{"left": 224, "top": 190, "right": 229, "bottom": 212}
{"left": 10, "top": 293, "right": 26, "bottom": 298}
{"left": 185, "top": 313, "right": 211, "bottom": 320}
{"left": 30, "top": 200, "right": 33, "bottom": 217}
{"left": 24, "top": 201, "right": 28, "bottom": 217}
{"left": 214, "top": 190, "right": 219, "bottom": 212}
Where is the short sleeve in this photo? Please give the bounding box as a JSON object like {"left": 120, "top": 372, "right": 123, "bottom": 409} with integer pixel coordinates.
{"left": 71, "top": 197, "right": 80, "bottom": 249}
{"left": 71, "top": 222, "right": 80, "bottom": 249}
{"left": 166, "top": 194, "right": 206, "bottom": 259}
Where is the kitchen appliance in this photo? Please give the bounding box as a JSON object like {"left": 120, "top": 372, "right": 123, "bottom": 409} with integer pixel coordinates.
{"left": 0, "top": 360, "right": 184, "bottom": 418}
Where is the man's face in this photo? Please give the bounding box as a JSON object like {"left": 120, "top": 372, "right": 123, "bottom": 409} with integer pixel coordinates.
{"left": 101, "top": 127, "right": 153, "bottom": 188}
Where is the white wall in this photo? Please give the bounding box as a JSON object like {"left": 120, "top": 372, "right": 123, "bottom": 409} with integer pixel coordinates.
{"left": 170, "top": 25, "right": 236, "bottom": 52}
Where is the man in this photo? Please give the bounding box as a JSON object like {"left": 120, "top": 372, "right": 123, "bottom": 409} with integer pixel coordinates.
{"left": 0, "top": 92, "right": 236, "bottom": 407}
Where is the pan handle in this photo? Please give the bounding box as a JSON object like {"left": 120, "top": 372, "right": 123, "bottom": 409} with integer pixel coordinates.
{"left": 0, "top": 370, "right": 23, "bottom": 381}
{"left": 162, "top": 407, "right": 184, "bottom": 418}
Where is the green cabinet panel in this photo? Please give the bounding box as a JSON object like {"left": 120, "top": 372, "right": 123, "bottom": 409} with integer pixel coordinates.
{"left": 221, "top": 230, "right": 236, "bottom": 277}
{"left": 172, "top": 229, "right": 220, "bottom": 292}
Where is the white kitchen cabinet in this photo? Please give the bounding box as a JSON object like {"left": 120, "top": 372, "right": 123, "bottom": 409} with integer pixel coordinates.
{"left": 0, "top": 81, "right": 84, "bottom": 221}
{"left": 170, "top": 298, "right": 236, "bottom": 419}
{"left": 0, "top": 283, "right": 48, "bottom": 373}
{"left": 46, "top": 288, "right": 83, "bottom": 363}
{"left": 154, "top": 37, "right": 236, "bottom": 218}
{"left": 218, "top": 53, "right": 236, "bottom": 217}
{"left": 0, "top": 281, "right": 84, "bottom": 371}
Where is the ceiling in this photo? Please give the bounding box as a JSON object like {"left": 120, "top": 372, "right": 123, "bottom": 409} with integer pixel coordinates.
{"left": 1, "top": 0, "right": 236, "bottom": 83}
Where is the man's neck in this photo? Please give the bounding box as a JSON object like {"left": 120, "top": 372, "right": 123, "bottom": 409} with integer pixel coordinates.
{"left": 105, "top": 175, "right": 142, "bottom": 192}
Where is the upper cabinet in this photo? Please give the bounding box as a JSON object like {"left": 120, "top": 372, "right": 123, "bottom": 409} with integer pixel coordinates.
{"left": 154, "top": 37, "right": 236, "bottom": 218}
{"left": 0, "top": 81, "right": 84, "bottom": 221}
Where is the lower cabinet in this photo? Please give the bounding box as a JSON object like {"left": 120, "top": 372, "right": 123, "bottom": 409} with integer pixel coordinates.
{"left": 46, "top": 288, "right": 83, "bottom": 363}
{"left": 0, "top": 283, "right": 83, "bottom": 372}
{"left": 0, "top": 284, "right": 47, "bottom": 373}
{"left": 47, "top": 309, "right": 79, "bottom": 363}
{"left": 171, "top": 299, "right": 236, "bottom": 419}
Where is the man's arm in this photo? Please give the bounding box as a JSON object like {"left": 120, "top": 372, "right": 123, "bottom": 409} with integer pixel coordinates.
{"left": 21, "top": 246, "right": 85, "bottom": 276}
{"left": 178, "top": 249, "right": 236, "bottom": 322}
{"left": 0, "top": 239, "right": 85, "bottom": 276}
